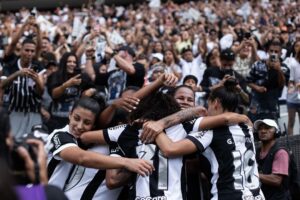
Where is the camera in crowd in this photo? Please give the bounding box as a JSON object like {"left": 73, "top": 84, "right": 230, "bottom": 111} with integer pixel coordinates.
{"left": 225, "top": 77, "right": 238, "bottom": 87}
{"left": 244, "top": 32, "right": 252, "bottom": 39}
{"left": 10, "top": 125, "right": 48, "bottom": 184}
{"left": 270, "top": 53, "right": 279, "bottom": 62}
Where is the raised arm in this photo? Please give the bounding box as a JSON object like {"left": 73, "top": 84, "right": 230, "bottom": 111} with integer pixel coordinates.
{"left": 5, "top": 20, "right": 29, "bottom": 57}
{"left": 198, "top": 33, "right": 207, "bottom": 57}
{"left": 97, "top": 73, "right": 177, "bottom": 128}
{"left": 105, "top": 46, "right": 136, "bottom": 75}
{"left": 133, "top": 73, "right": 178, "bottom": 99}
{"left": 97, "top": 96, "right": 140, "bottom": 128}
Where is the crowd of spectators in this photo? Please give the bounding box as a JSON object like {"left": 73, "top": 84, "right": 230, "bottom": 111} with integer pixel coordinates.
{"left": 0, "top": 0, "right": 299, "bottom": 134}
{"left": 0, "top": 0, "right": 300, "bottom": 199}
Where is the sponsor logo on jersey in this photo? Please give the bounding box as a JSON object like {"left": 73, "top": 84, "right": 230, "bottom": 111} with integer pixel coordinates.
{"left": 111, "top": 146, "right": 120, "bottom": 153}
{"left": 108, "top": 124, "right": 127, "bottom": 131}
{"left": 195, "top": 130, "right": 207, "bottom": 139}
{"left": 227, "top": 138, "right": 233, "bottom": 144}
{"left": 242, "top": 194, "right": 264, "bottom": 200}
{"left": 135, "top": 196, "right": 167, "bottom": 200}
{"left": 53, "top": 134, "right": 61, "bottom": 149}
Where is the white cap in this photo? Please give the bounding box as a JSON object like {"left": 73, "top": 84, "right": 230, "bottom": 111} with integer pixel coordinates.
{"left": 219, "top": 34, "right": 233, "bottom": 50}
{"left": 151, "top": 53, "right": 164, "bottom": 61}
{"left": 254, "top": 119, "right": 279, "bottom": 132}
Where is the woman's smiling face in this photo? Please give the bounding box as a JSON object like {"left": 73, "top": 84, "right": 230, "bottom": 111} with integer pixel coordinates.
{"left": 66, "top": 55, "right": 77, "bottom": 74}
{"left": 68, "top": 106, "right": 96, "bottom": 138}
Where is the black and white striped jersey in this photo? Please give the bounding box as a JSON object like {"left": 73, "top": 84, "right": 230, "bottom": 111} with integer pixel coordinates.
{"left": 3, "top": 59, "right": 44, "bottom": 112}
{"left": 187, "top": 122, "right": 265, "bottom": 200}
{"left": 46, "top": 125, "right": 121, "bottom": 200}
{"left": 103, "top": 119, "right": 201, "bottom": 200}
{"left": 64, "top": 145, "right": 122, "bottom": 200}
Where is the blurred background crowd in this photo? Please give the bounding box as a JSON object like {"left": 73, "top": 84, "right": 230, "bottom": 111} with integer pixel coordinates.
{"left": 0, "top": 0, "right": 299, "bottom": 135}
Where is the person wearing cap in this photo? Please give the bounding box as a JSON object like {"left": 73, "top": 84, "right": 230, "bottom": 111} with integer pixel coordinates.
{"left": 150, "top": 52, "right": 164, "bottom": 66}
{"left": 183, "top": 75, "right": 206, "bottom": 106}
{"left": 201, "top": 48, "right": 249, "bottom": 113}
{"left": 255, "top": 119, "right": 290, "bottom": 200}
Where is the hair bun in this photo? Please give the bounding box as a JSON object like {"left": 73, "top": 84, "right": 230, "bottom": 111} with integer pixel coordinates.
{"left": 224, "top": 78, "right": 237, "bottom": 92}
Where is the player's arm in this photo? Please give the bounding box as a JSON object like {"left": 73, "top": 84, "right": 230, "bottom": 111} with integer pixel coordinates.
{"left": 155, "top": 133, "right": 198, "bottom": 157}
{"left": 199, "top": 112, "right": 251, "bottom": 130}
{"left": 80, "top": 130, "right": 106, "bottom": 145}
{"left": 49, "top": 132, "right": 154, "bottom": 176}
{"left": 141, "top": 110, "right": 251, "bottom": 143}
{"left": 106, "top": 168, "right": 132, "bottom": 189}
{"left": 59, "top": 147, "right": 154, "bottom": 176}
{"left": 105, "top": 142, "right": 134, "bottom": 189}
{"left": 140, "top": 106, "right": 207, "bottom": 142}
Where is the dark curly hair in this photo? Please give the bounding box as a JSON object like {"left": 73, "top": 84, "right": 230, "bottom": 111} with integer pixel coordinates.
{"left": 59, "top": 52, "right": 79, "bottom": 77}
{"left": 128, "top": 92, "right": 180, "bottom": 123}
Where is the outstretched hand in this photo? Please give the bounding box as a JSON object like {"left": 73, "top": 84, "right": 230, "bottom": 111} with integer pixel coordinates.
{"left": 112, "top": 96, "right": 140, "bottom": 112}
{"left": 158, "top": 73, "right": 178, "bottom": 87}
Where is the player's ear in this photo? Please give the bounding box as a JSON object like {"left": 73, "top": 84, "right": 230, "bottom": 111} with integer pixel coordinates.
{"left": 213, "top": 98, "right": 220, "bottom": 110}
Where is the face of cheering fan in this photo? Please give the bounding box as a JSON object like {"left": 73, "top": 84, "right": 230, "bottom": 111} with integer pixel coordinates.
{"left": 66, "top": 55, "right": 77, "bottom": 74}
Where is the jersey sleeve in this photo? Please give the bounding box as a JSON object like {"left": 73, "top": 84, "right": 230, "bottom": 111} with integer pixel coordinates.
{"left": 103, "top": 124, "right": 127, "bottom": 144}
{"left": 186, "top": 130, "right": 213, "bottom": 153}
{"left": 48, "top": 131, "right": 77, "bottom": 158}
{"left": 192, "top": 117, "right": 204, "bottom": 132}
{"left": 272, "top": 149, "right": 289, "bottom": 176}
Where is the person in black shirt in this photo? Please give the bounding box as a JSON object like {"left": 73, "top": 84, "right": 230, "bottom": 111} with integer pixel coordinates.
{"left": 247, "top": 41, "right": 287, "bottom": 121}
{"left": 201, "top": 48, "right": 249, "bottom": 113}
{"left": 47, "top": 52, "right": 94, "bottom": 132}
{"left": 255, "top": 119, "right": 290, "bottom": 200}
